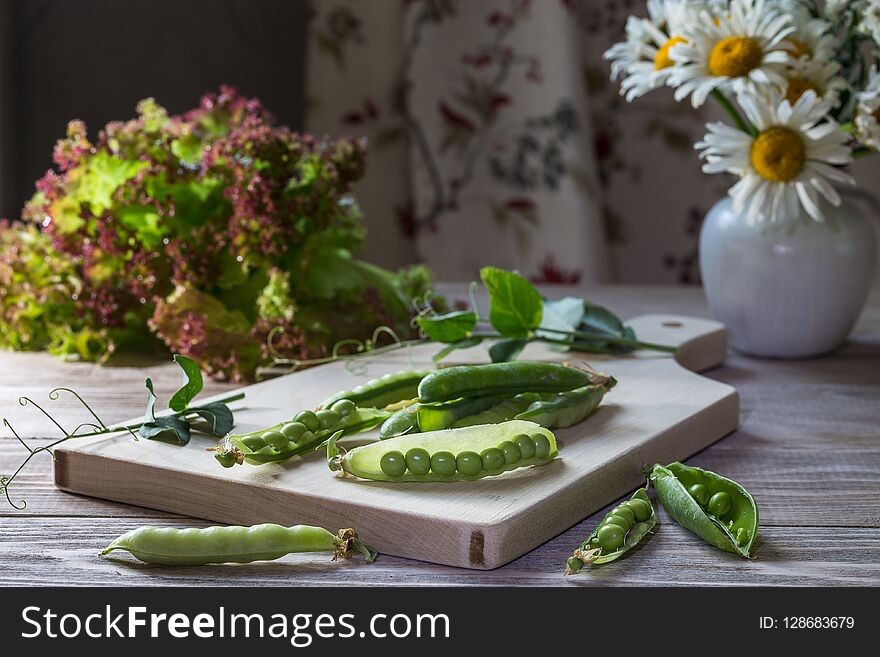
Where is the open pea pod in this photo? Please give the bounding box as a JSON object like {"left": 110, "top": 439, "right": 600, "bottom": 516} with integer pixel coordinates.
{"left": 565, "top": 488, "right": 656, "bottom": 574}
{"left": 217, "top": 406, "right": 389, "bottom": 467}
{"left": 328, "top": 420, "right": 557, "bottom": 483}
{"left": 651, "top": 462, "right": 758, "bottom": 558}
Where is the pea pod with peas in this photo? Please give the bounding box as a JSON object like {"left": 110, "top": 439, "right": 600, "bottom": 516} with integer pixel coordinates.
{"left": 565, "top": 488, "right": 656, "bottom": 574}
{"left": 328, "top": 420, "right": 557, "bottom": 483}
{"left": 651, "top": 462, "right": 758, "bottom": 558}
{"left": 215, "top": 401, "right": 389, "bottom": 467}
{"left": 100, "top": 523, "right": 377, "bottom": 566}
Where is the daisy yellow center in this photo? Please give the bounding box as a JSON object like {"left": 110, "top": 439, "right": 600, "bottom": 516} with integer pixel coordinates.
{"left": 750, "top": 127, "right": 806, "bottom": 183}
{"left": 708, "top": 36, "right": 763, "bottom": 78}
{"left": 655, "top": 36, "right": 687, "bottom": 70}
{"left": 785, "top": 78, "right": 820, "bottom": 106}
{"left": 785, "top": 38, "right": 811, "bottom": 58}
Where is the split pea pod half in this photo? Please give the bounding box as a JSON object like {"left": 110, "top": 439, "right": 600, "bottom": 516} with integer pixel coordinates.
{"left": 516, "top": 376, "right": 616, "bottom": 429}
{"left": 216, "top": 403, "right": 389, "bottom": 467}
{"left": 651, "top": 462, "right": 758, "bottom": 558}
{"left": 565, "top": 488, "right": 656, "bottom": 574}
{"left": 451, "top": 393, "right": 542, "bottom": 428}
{"left": 320, "top": 369, "right": 431, "bottom": 410}
{"left": 100, "top": 524, "right": 376, "bottom": 566}
{"left": 417, "top": 392, "right": 515, "bottom": 432}
{"left": 418, "top": 361, "right": 595, "bottom": 403}
{"left": 379, "top": 404, "right": 421, "bottom": 439}
{"left": 328, "top": 420, "right": 557, "bottom": 483}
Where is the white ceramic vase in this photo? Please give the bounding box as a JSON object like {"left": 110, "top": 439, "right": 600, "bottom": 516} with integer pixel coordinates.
{"left": 699, "top": 194, "right": 877, "bottom": 358}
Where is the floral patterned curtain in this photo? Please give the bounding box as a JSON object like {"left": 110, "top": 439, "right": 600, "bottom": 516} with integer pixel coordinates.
{"left": 305, "top": 0, "right": 880, "bottom": 284}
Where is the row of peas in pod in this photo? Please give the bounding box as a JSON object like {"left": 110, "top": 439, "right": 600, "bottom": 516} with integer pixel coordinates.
{"left": 216, "top": 362, "right": 613, "bottom": 483}
{"left": 565, "top": 463, "right": 759, "bottom": 574}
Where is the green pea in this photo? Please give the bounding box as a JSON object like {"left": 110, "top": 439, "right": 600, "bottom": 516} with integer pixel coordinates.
{"left": 480, "top": 448, "right": 505, "bottom": 472}
{"left": 597, "top": 524, "right": 625, "bottom": 551}
{"left": 611, "top": 505, "right": 635, "bottom": 526}
{"left": 298, "top": 431, "right": 317, "bottom": 446}
{"left": 294, "top": 410, "right": 320, "bottom": 432}
{"left": 430, "top": 451, "right": 457, "bottom": 477}
{"left": 405, "top": 448, "right": 431, "bottom": 476}
{"left": 514, "top": 434, "right": 535, "bottom": 459}
{"left": 688, "top": 483, "right": 710, "bottom": 507}
{"left": 316, "top": 409, "right": 341, "bottom": 430}
{"left": 330, "top": 399, "right": 356, "bottom": 417}
{"left": 240, "top": 436, "right": 268, "bottom": 451}
{"left": 215, "top": 451, "right": 235, "bottom": 468}
{"left": 379, "top": 451, "right": 407, "bottom": 477}
{"left": 566, "top": 556, "right": 583, "bottom": 574}
{"left": 456, "top": 451, "right": 482, "bottom": 476}
{"left": 708, "top": 491, "right": 732, "bottom": 517}
{"left": 532, "top": 433, "right": 552, "bottom": 459}
{"left": 497, "top": 440, "right": 521, "bottom": 465}
{"left": 281, "top": 422, "right": 307, "bottom": 441}
{"left": 604, "top": 514, "right": 632, "bottom": 531}
{"left": 262, "top": 430, "right": 288, "bottom": 450}
{"left": 626, "top": 498, "right": 653, "bottom": 522}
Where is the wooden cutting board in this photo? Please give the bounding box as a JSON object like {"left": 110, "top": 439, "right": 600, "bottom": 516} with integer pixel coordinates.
{"left": 54, "top": 314, "right": 739, "bottom": 569}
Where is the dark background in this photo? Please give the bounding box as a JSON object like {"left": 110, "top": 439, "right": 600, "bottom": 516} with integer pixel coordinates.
{"left": 0, "top": 0, "right": 308, "bottom": 219}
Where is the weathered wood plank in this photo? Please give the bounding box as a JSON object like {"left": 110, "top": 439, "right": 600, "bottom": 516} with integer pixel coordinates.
{"left": 0, "top": 515, "right": 876, "bottom": 587}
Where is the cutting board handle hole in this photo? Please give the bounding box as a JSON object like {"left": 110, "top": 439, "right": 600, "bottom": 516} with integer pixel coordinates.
{"left": 662, "top": 321, "right": 684, "bottom": 328}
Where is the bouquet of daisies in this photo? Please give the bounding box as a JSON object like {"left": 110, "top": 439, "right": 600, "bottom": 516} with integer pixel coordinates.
{"left": 605, "top": 0, "right": 880, "bottom": 224}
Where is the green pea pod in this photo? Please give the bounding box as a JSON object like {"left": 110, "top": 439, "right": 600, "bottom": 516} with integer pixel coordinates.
{"left": 417, "top": 392, "right": 514, "bottom": 432}
{"left": 100, "top": 523, "right": 376, "bottom": 566}
{"left": 321, "top": 369, "right": 431, "bottom": 409}
{"left": 516, "top": 377, "right": 616, "bottom": 429}
{"left": 451, "top": 393, "right": 542, "bottom": 428}
{"left": 564, "top": 488, "right": 656, "bottom": 574}
{"left": 328, "top": 420, "right": 557, "bottom": 483}
{"left": 379, "top": 405, "right": 421, "bottom": 439}
{"left": 651, "top": 462, "right": 758, "bottom": 558}
{"left": 218, "top": 407, "right": 389, "bottom": 467}
{"left": 418, "top": 361, "right": 596, "bottom": 403}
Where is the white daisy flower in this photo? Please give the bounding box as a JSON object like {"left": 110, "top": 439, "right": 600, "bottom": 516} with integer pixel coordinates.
{"left": 782, "top": 58, "right": 849, "bottom": 109}
{"left": 855, "top": 66, "right": 880, "bottom": 150}
{"left": 781, "top": 0, "right": 840, "bottom": 62}
{"left": 605, "top": 1, "right": 717, "bottom": 101}
{"left": 695, "top": 90, "right": 855, "bottom": 224}
{"left": 669, "top": 0, "right": 794, "bottom": 108}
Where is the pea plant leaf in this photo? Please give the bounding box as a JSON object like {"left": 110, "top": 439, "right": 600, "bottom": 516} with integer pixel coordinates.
{"left": 140, "top": 378, "right": 192, "bottom": 445}
{"left": 168, "top": 354, "right": 204, "bottom": 412}
{"left": 480, "top": 267, "right": 543, "bottom": 339}
{"left": 433, "top": 337, "right": 483, "bottom": 363}
{"left": 417, "top": 311, "right": 477, "bottom": 343}
{"left": 577, "top": 302, "right": 637, "bottom": 353}
{"left": 139, "top": 417, "right": 192, "bottom": 445}
{"left": 535, "top": 297, "right": 585, "bottom": 349}
{"left": 489, "top": 338, "right": 529, "bottom": 363}
{"left": 186, "top": 402, "right": 234, "bottom": 437}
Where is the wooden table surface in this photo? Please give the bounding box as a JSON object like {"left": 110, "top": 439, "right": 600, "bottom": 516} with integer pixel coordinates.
{"left": 1, "top": 285, "right": 878, "bottom": 587}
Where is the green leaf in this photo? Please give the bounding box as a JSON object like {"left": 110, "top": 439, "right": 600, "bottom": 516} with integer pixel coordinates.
{"left": 433, "top": 337, "right": 483, "bottom": 363}
{"left": 480, "top": 267, "right": 543, "bottom": 338}
{"left": 171, "top": 134, "right": 204, "bottom": 165}
{"left": 140, "top": 417, "right": 192, "bottom": 445}
{"left": 417, "top": 311, "right": 476, "bottom": 343}
{"left": 580, "top": 301, "right": 626, "bottom": 337}
{"left": 168, "top": 354, "right": 204, "bottom": 412}
{"left": 536, "top": 297, "right": 585, "bottom": 346}
{"left": 116, "top": 205, "right": 164, "bottom": 250}
{"left": 144, "top": 378, "right": 159, "bottom": 423}
{"left": 489, "top": 338, "right": 529, "bottom": 363}
{"left": 186, "top": 402, "right": 234, "bottom": 437}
